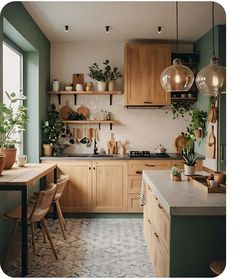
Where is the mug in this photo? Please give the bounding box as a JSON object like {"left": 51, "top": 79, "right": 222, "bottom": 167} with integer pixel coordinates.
{"left": 17, "top": 155, "right": 27, "bottom": 167}
{"left": 76, "top": 84, "right": 84, "bottom": 91}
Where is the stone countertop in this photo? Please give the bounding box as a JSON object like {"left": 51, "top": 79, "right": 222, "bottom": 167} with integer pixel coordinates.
{"left": 40, "top": 153, "right": 204, "bottom": 161}
{"left": 143, "top": 170, "right": 226, "bottom": 216}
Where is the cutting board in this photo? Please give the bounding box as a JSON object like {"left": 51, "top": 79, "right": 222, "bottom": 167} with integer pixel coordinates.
{"left": 59, "top": 100, "right": 73, "bottom": 120}
{"left": 175, "top": 132, "right": 188, "bottom": 153}
{"left": 72, "top": 73, "right": 84, "bottom": 89}
{"left": 205, "top": 125, "right": 216, "bottom": 159}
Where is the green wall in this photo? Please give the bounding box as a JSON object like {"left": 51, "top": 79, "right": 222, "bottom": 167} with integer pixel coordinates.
{"left": 0, "top": 2, "right": 50, "bottom": 262}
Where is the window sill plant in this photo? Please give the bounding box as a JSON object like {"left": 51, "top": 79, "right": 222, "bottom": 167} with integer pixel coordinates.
{"left": 0, "top": 91, "right": 28, "bottom": 171}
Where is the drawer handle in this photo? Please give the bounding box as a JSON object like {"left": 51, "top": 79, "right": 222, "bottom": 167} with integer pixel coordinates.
{"left": 148, "top": 219, "right": 151, "bottom": 224}
{"left": 154, "top": 232, "right": 159, "bottom": 239}
{"left": 136, "top": 170, "right": 142, "bottom": 174}
{"left": 158, "top": 203, "right": 163, "bottom": 209}
{"left": 145, "top": 164, "right": 156, "bottom": 167}
{"left": 144, "top": 101, "right": 153, "bottom": 104}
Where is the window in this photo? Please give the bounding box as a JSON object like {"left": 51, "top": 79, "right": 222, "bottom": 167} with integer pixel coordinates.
{"left": 2, "top": 41, "right": 24, "bottom": 154}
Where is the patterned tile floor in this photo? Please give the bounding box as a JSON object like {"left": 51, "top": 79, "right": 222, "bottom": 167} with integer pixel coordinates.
{"left": 3, "top": 218, "right": 155, "bottom": 277}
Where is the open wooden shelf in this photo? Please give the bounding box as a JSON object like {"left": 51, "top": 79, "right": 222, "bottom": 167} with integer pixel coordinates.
{"left": 62, "top": 120, "right": 118, "bottom": 130}
{"left": 49, "top": 90, "right": 122, "bottom": 105}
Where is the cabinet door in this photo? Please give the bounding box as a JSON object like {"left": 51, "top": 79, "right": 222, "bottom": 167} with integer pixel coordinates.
{"left": 125, "top": 44, "right": 171, "bottom": 106}
{"left": 92, "top": 160, "right": 127, "bottom": 212}
{"left": 56, "top": 161, "right": 93, "bottom": 212}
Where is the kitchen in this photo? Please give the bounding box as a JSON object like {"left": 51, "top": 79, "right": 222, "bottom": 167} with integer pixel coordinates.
{"left": 0, "top": 1, "right": 229, "bottom": 278}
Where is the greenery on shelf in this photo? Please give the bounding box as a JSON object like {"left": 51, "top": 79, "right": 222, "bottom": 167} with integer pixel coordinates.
{"left": 88, "top": 60, "right": 122, "bottom": 82}
{"left": 187, "top": 108, "right": 208, "bottom": 138}
{"left": 169, "top": 102, "right": 193, "bottom": 119}
{"left": 0, "top": 91, "right": 28, "bottom": 154}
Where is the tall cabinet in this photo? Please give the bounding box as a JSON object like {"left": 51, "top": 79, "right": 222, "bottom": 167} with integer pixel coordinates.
{"left": 124, "top": 44, "right": 171, "bottom": 107}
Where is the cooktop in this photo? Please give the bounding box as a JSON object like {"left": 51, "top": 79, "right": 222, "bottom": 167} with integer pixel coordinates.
{"left": 129, "top": 151, "right": 170, "bottom": 158}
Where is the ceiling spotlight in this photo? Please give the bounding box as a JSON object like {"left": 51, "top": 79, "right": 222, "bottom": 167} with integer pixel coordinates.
{"left": 105, "top": 26, "right": 110, "bottom": 34}
{"left": 65, "top": 25, "right": 69, "bottom": 32}
{"left": 157, "top": 26, "right": 162, "bottom": 34}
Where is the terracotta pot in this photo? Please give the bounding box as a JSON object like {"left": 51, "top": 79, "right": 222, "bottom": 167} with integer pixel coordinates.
{"left": 214, "top": 172, "right": 226, "bottom": 184}
{"left": 194, "top": 128, "right": 202, "bottom": 138}
{"left": 43, "top": 144, "right": 53, "bottom": 156}
{"left": 3, "top": 148, "right": 17, "bottom": 170}
{"left": 172, "top": 175, "right": 181, "bottom": 181}
{"left": 0, "top": 155, "right": 6, "bottom": 175}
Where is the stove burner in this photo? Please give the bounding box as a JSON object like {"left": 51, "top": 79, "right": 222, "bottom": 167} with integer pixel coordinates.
{"left": 129, "top": 151, "right": 170, "bottom": 158}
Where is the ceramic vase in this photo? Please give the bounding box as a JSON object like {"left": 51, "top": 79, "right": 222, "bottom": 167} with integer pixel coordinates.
{"left": 97, "top": 81, "right": 107, "bottom": 91}
{"left": 184, "top": 164, "right": 195, "bottom": 175}
{"left": 43, "top": 144, "right": 52, "bottom": 156}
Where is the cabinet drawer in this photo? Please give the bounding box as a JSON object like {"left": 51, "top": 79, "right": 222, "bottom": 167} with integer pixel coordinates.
{"left": 128, "top": 160, "right": 171, "bottom": 174}
{"left": 147, "top": 186, "right": 170, "bottom": 251}
{"left": 128, "top": 175, "right": 142, "bottom": 193}
{"left": 127, "top": 194, "right": 143, "bottom": 212}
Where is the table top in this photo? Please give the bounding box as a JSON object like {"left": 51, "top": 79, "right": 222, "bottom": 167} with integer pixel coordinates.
{"left": 143, "top": 170, "right": 226, "bottom": 216}
{"left": 0, "top": 163, "right": 56, "bottom": 186}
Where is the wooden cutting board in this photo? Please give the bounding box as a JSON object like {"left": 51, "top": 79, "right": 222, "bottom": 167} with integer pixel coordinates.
{"left": 205, "top": 125, "right": 216, "bottom": 159}
{"left": 59, "top": 100, "right": 73, "bottom": 120}
{"left": 77, "top": 105, "right": 89, "bottom": 118}
{"left": 175, "top": 132, "right": 188, "bottom": 153}
{"left": 72, "top": 73, "right": 84, "bottom": 89}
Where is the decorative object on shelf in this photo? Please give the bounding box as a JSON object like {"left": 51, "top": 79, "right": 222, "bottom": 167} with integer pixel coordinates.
{"left": 208, "top": 96, "right": 217, "bottom": 123}
{"left": 59, "top": 100, "right": 73, "bottom": 120}
{"left": 85, "top": 82, "right": 93, "bottom": 91}
{"left": 205, "top": 125, "right": 216, "bottom": 159}
{"left": 68, "top": 111, "right": 85, "bottom": 120}
{"left": 160, "top": 2, "right": 194, "bottom": 93}
{"left": 41, "top": 104, "right": 64, "bottom": 156}
{"left": 182, "top": 147, "right": 197, "bottom": 175}
{"left": 187, "top": 108, "right": 208, "bottom": 139}
{"left": 52, "top": 79, "right": 60, "bottom": 92}
{"left": 77, "top": 105, "right": 90, "bottom": 119}
{"left": 171, "top": 165, "right": 181, "bottom": 181}
{"left": 169, "top": 101, "right": 193, "bottom": 119}
{"left": 65, "top": 85, "right": 73, "bottom": 91}
{"left": 195, "top": 2, "right": 226, "bottom": 96}
{"left": 76, "top": 84, "right": 84, "bottom": 91}
{"left": 106, "top": 62, "right": 122, "bottom": 91}
{"left": 0, "top": 91, "right": 28, "bottom": 170}
{"left": 72, "top": 73, "right": 84, "bottom": 90}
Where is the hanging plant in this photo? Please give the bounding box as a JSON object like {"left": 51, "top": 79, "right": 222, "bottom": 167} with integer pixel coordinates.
{"left": 168, "top": 102, "right": 193, "bottom": 119}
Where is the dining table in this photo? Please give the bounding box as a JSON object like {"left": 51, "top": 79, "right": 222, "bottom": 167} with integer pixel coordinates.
{"left": 0, "top": 163, "right": 57, "bottom": 277}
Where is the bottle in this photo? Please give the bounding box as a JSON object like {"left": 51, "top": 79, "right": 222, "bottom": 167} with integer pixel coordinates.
{"left": 106, "top": 111, "right": 111, "bottom": 120}
{"left": 52, "top": 79, "right": 59, "bottom": 92}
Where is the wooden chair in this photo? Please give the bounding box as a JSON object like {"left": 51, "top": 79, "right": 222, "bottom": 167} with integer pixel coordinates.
{"left": 4, "top": 184, "right": 58, "bottom": 260}
{"left": 49, "top": 175, "right": 69, "bottom": 240}
{"left": 210, "top": 260, "right": 226, "bottom": 275}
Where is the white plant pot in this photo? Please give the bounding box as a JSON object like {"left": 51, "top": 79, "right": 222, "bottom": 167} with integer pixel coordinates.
{"left": 97, "top": 81, "right": 107, "bottom": 91}
{"left": 184, "top": 164, "right": 195, "bottom": 176}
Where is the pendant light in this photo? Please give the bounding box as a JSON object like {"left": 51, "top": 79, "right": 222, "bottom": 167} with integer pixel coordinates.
{"left": 160, "top": 2, "right": 194, "bottom": 92}
{"left": 195, "top": 2, "right": 226, "bottom": 96}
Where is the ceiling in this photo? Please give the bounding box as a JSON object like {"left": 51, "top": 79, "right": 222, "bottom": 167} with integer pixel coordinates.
{"left": 22, "top": 1, "right": 226, "bottom": 43}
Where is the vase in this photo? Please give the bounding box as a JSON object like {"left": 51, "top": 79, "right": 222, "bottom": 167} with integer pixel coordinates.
{"left": 194, "top": 128, "right": 202, "bottom": 138}
{"left": 0, "top": 155, "right": 6, "bottom": 175}
{"left": 108, "top": 81, "right": 115, "bottom": 91}
{"left": 184, "top": 164, "right": 195, "bottom": 175}
{"left": 43, "top": 144, "right": 52, "bottom": 156}
{"left": 3, "top": 148, "right": 17, "bottom": 170}
{"left": 97, "top": 81, "right": 107, "bottom": 91}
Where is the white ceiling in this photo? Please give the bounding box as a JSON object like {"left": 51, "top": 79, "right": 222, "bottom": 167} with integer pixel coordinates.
{"left": 22, "top": 1, "right": 226, "bottom": 43}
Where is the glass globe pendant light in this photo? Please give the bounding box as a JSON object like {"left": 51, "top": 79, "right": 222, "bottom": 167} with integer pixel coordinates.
{"left": 160, "top": 2, "right": 194, "bottom": 92}
{"left": 195, "top": 2, "right": 226, "bottom": 96}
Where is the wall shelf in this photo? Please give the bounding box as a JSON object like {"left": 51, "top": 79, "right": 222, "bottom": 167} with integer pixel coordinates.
{"left": 62, "top": 120, "right": 118, "bottom": 130}
{"left": 48, "top": 90, "right": 122, "bottom": 105}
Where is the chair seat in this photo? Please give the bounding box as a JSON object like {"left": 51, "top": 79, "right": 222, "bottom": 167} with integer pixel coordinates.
{"left": 4, "top": 205, "right": 34, "bottom": 220}
{"left": 210, "top": 260, "right": 226, "bottom": 275}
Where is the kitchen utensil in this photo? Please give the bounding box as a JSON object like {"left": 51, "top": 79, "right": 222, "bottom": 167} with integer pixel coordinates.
{"left": 59, "top": 100, "right": 73, "bottom": 120}
{"left": 76, "top": 128, "right": 82, "bottom": 142}
{"left": 72, "top": 73, "right": 84, "bottom": 89}
{"left": 208, "top": 105, "right": 217, "bottom": 123}
{"left": 205, "top": 125, "right": 216, "bottom": 159}
{"left": 175, "top": 133, "right": 188, "bottom": 153}
{"left": 77, "top": 105, "right": 90, "bottom": 119}
{"left": 156, "top": 144, "right": 167, "bottom": 154}
{"left": 80, "top": 128, "right": 90, "bottom": 144}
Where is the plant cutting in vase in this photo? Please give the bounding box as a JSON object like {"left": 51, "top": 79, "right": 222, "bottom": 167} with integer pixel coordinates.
{"left": 182, "top": 146, "right": 197, "bottom": 175}
{"left": 41, "top": 104, "right": 64, "bottom": 156}
{"left": 0, "top": 91, "right": 28, "bottom": 170}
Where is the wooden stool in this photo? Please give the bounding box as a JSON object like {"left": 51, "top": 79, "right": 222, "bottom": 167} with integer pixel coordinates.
{"left": 210, "top": 260, "right": 226, "bottom": 275}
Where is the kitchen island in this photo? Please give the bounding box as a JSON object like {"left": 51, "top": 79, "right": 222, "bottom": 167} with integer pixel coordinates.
{"left": 142, "top": 170, "right": 226, "bottom": 277}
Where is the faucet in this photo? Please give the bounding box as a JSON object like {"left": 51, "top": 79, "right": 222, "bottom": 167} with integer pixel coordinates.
{"left": 93, "top": 139, "right": 98, "bottom": 155}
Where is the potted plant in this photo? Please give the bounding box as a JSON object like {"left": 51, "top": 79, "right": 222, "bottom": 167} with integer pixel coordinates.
{"left": 171, "top": 165, "right": 181, "bottom": 181}
{"left": 41, "top": 104, "right": 63, "bottom": 156}
{"left": 188, "top": 108, "right": 207, "bottom": 138}
{"left": 105, "top": 62, "right": 122, "bottom": 91}
{"left": 182, "top": 147, "right": 197, "bottom": 175}
{"left": 0, "top": 91, "right": 28, "bottom": 170}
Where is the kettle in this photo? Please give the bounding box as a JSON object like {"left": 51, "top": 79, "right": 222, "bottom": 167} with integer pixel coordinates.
{"left": 156, "top": 144, "right": 167, "bottom": 154}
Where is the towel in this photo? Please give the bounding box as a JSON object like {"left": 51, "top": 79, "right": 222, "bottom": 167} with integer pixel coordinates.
{"left": 139, "top": 180, "right": 146, "bottom": 206}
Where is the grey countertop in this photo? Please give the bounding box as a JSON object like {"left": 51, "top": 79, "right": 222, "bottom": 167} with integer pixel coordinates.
{"left": 143, "top": 170, "right": 226, "bottom": 216}
{"left": 40, "top": 153, "right": 205, "bottom": 161}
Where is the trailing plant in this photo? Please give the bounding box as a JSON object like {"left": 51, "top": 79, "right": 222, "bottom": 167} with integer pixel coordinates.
{"left": 187, "top": 108, "right": 207, "bottom": 138}
{"left": 0, "top": 91, "right": 28, "bottom": 154}
{"left": 169, "top": 102, "right": 193, "bottom": 119}
{"left": 182, "top": 147, "right": 197, "bottom": 166}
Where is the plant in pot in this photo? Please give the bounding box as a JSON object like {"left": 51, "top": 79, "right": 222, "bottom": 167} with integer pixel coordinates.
{"left": 0, "top": 91, "right": 28, "bottom": 171}
{"left": 105, "top": 62, "right": 122, "bottom": 91}
{"left": 188, "top": 108, "right": 208, "bottom": 139}
{"left": 88, "top": 60, "right": 109, "bottom": 91}
{"left": 182, "top": 146, "right": 197, "bottom": 175}
{"left": 171, "top": 165, "right": 181, "bottom": 181}
{"left": 41, "top": 104, "right": 63, "bottom": 156}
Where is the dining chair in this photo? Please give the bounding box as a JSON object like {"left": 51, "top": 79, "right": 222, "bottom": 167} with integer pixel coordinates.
{"left": 4, "top": 184, "right": 58, "bottom": 260}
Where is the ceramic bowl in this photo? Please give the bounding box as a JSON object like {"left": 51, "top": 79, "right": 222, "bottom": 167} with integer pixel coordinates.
{"left": 65, "top": 86, "right": 73, "bottom": 91}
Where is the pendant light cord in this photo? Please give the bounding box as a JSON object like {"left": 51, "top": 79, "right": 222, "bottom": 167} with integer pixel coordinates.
{"left": 176, "top": 2, "right": 179, "bottom": 53}
{"left": 212, "top": 2, "right": 216, "bottom": 58}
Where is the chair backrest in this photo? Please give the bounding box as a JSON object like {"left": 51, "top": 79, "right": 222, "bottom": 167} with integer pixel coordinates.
{"left": 29, "top": 184, "right": 57, "bottom": 222}
{"left": 53, "top": 175, "right": 69, "bottom": 201}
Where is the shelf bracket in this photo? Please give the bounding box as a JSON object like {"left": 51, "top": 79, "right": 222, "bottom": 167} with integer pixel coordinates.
{"left": 57, "top": 94, "right": 61, "bottom": 105}
{"left": 110, "top": 94, "right": 112, "bottom": 106}
{"left": 98, "top": 123, "right": 101, "bottom": 130}
{"left": 110, "top": 123, "right": 113, "bottom": 130}
{"left": 74, "top": 94, "right": 77, "bottom": 105}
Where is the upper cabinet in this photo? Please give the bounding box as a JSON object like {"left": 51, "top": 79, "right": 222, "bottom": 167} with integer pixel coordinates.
{"left": 124, "top": 44, "right": 171, "bottom": 107}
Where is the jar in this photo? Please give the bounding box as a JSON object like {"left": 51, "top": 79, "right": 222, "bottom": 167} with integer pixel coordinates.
{"left": 86, "top": 82, "right": 93, "bottom": 91}
{"left": 106, "top": 111, "right": 111, "bottom": 120}
{"left": 52, "top": 79, "right": 59, "bottom": 92}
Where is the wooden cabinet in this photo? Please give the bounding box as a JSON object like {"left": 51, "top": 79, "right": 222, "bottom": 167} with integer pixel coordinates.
{"left": 127, "top": 160, "right": 171, "bottom": 213}
{"left": 124, "top": 44, "right": 171, "bottom": 106}
{"left": 92, "top": 160, "right": 127, "bottom": 212}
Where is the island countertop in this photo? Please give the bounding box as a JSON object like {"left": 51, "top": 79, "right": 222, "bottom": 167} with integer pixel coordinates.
{"left": 143, "top": 170, "right": 226, "bottom": 216}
